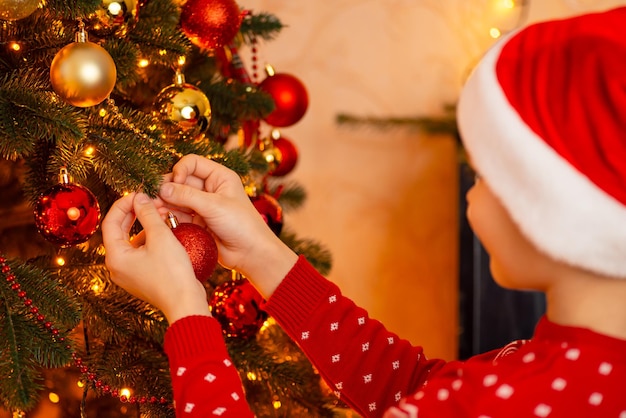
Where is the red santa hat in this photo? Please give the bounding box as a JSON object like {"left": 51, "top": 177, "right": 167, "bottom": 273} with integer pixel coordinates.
{"left": 457, "top": 7, "right": 626, "bottom": 279}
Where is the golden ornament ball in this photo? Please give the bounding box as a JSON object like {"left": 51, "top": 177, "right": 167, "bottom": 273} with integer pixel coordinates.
{"left": 0, "top": 0, "right": 40, "bottom": 20}
{"left": 88, "top": 0, "right": 142, "bottom": 37}
{"left": 153, "top": 82, "right": 212, "bottom": 136}
{"left": 50, "top": 41, "right": 117, "bottom": 107}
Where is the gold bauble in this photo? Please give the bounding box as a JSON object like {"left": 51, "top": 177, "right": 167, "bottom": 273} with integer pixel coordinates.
{"left": 0, "top": 0, "right": 40, "bottom": 20}
{"left": 50, "top": 41, "right": 117, "bottom": 107}
{"left": 153, "top": 83, "right": 212, "bottom": 136}
{"left": 88, "top": 0, "right": 141, "bottom": 37}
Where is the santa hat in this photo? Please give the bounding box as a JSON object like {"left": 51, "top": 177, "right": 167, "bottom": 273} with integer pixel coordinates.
{"left": 457, "top": 7, "right": 626, "bottom": 279}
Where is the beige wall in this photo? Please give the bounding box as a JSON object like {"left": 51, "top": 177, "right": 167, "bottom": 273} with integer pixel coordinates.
{"left": 236, "top": 0, "right": 626, "bottom": 361}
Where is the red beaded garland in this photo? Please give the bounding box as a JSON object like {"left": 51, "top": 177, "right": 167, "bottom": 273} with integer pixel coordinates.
{"left": 0, "top": 255, "right": 171, "bottom": 407}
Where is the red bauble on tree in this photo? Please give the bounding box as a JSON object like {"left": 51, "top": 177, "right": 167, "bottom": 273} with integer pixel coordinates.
{"left": 251, "top": 192, "right": 283, "bottom": 236}
{"left": 34, "top": 168, "right": 101, "bottom": 247}
{"left": 209, "top": 277, "right": 267, "bottom": 339}
{"left": 239, "top": 119, "right": 260, "bottom": 148}
{"left": 180, "top": 0, "right": 242, "bottom": 50}
{"left": 258, "top": 70, "right": 309, "bottom": 127}
{"left": 167, "top": 213, "right": 218, "bottom": 283}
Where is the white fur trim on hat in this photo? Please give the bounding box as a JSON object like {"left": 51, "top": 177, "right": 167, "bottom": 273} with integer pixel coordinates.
{"left": 457, "top": 30, "right": 626, "bottom": 279}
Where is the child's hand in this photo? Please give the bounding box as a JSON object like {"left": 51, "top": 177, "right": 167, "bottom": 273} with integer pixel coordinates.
{"left": 158, "top": 154, "right": 298, "bottom": 297}
{"left": 102, "top": 192, "right": 211, "bottom": 323}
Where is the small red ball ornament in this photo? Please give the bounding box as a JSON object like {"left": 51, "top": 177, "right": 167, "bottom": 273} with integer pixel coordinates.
{"left": 167, "top": 213, "right": 218, "bottom": 283}
{"left": 251, "top": 193, "right": 283, "bottom": 236}
{"left": 34, "top": 168, "right": 101, "bottom": 247}
{"left": 180, "top": 0, "right": 242, "bottom": 50}
{"left": 258, "top": 71, "right": 309, "bottom": 127}
{"left": 209, "top": 277, "right": 267, "bottom": 338}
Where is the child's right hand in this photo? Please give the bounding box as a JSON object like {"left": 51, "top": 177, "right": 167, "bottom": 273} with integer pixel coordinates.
{"left": 158, "top": 154, "right": 299, "bottom": 297}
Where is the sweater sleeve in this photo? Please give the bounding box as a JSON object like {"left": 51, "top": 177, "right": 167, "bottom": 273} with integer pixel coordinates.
{"left": 264, "top": 255, "right": 447, "bottom": 417}
{"left": 163, "top": 315, "right": 255, "bottom": 417}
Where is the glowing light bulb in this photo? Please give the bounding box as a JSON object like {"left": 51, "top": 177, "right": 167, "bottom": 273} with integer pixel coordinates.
{"left": 84, "top": 146, "right": 95, "bottom": 156}
{"left": 56, "top": 257, "right": 65, "bottom": 266}
{"left": 120, "top": 388, "right": 132, "bottom": 398}
{"left": 138, "top": 58, "right": 149, "bottom": 68}
{"left": 107, "top": 2, "right": 122, "bottom": 16}
{"left": 66, "top": 206, "right": 81, "bottom": 221}
{"left": 48, "top": 392, "right": 60, "bottom": 403}
{"left": 489, "top": 27, "right": 502, "bottom": 38}
{"left": 9, "top": 42, "right": 20, "bottom": 51}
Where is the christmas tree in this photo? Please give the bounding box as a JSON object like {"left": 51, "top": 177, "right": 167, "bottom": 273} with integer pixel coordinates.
{"left": 0, "top": 0, "right": 339, "bottom": 416}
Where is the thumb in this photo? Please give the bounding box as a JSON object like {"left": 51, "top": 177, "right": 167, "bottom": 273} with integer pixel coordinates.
{"left": 133, "top": 193, "right": 169, "bottom": 239}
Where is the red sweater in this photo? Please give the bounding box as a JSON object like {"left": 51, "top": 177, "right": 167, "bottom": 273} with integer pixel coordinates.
{"left": 164, "top": 256, "right": 626, "bottom": 417}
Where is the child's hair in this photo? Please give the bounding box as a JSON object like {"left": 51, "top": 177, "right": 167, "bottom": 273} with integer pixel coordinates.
{"left": 456, "top": 7, "right": 626, "bottom": 279}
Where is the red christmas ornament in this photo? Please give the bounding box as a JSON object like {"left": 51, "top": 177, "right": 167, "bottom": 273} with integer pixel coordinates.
{"left": 34, "top": 168, "right": 101, "bottom": 247}
{"left": 167, "top": 213, "right": 218, "bottom": 283}
{"left": 265, "top": 133, "right": 298, "bottom": 177}
{"left": 258, "top": 71, "right": 309, "bottom": 127}
{"left": 251, "top": 193, "right": 283, "bottom": 236}
{"left": 180, "top": 0, "right": 242, "bottom": 50}
{"left": 209, "top": 277, "right": 267, "bottom": 338}
{"left": 239, "top": 119, "right": 260, "bottom": 148}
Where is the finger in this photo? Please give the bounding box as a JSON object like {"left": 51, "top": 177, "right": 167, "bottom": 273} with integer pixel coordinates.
{"left": 171, "top": 155, "right": 231, "bottom": 189}
{"left": 102, "top": 193, "right": 137, "bottom": 251}
{"left": 132, "top": 193, "right": 171, "bottom": 240}
{"left": 159, "top": 182, "right": 216, "bottom": 216}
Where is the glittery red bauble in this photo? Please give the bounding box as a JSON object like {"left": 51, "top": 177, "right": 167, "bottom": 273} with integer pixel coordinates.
{"left": 251, "top": 193, "right": 283, "bottom": 236}
{"left": 170, "top": 222, "right": 218, "bottom": 283}
{"left": 267, "top": 135, "right": 298, "bottom": 177}
{"left": 34, "top": 183, "right": 101, "bottom": 247}
{"left": 180, "top": 0, "right": 242, "bottom": 50}
{"left": 209, "top": 278, "right": 267, "bottom": 338}
{"left": 258, "top": 73, "right": 309, "bottom": 127}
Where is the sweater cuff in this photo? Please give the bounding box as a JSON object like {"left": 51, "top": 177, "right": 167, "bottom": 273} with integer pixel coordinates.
{"left": 163, "top": 315, "right": 227, "bottom": 360}
{"left": 264, "top": 255, "right": 335, "bottom": 330}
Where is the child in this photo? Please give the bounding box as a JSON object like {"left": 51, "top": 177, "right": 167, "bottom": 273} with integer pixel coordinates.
{"left": 102, "top": 6, "right": 626, "bottom": 418}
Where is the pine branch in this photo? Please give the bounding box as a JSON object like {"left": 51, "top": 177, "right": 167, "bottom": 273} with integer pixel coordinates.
{"left": 44, "top": 0, "right": 103, "bottom": 19}
{"left": 81, "top": 289, "right": 167, "bottom": 345}
{"left": 201, "top": 78, "right": 275, "bottom": 125}
{"left": 0, "top": 258, "right": 80, "bottom": 411}
{"left": 0, "top": 12, "right": 70, "bottom": 71}
{"left": 87, "top": 106, "right": 176, "bottom": 196}
{"left": 336, "top": 105, "right": 459, "bottom": 136}
{"left": 130, "top": 0, "right": 192, "bottom": 64}
{"left": 269, "top": 180, "right": 306, "bottom": 211}
{"left": 240, "top": 12, "right": 285, "bottom": 43}
{"left": 280, "top": 230, "right": 333, "bottom": 275}
{"left": 0, "top": 69, "right": 86, "bottom": 160}
{"left": 0, "top": 309, "right": 44, "bottom": 411}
